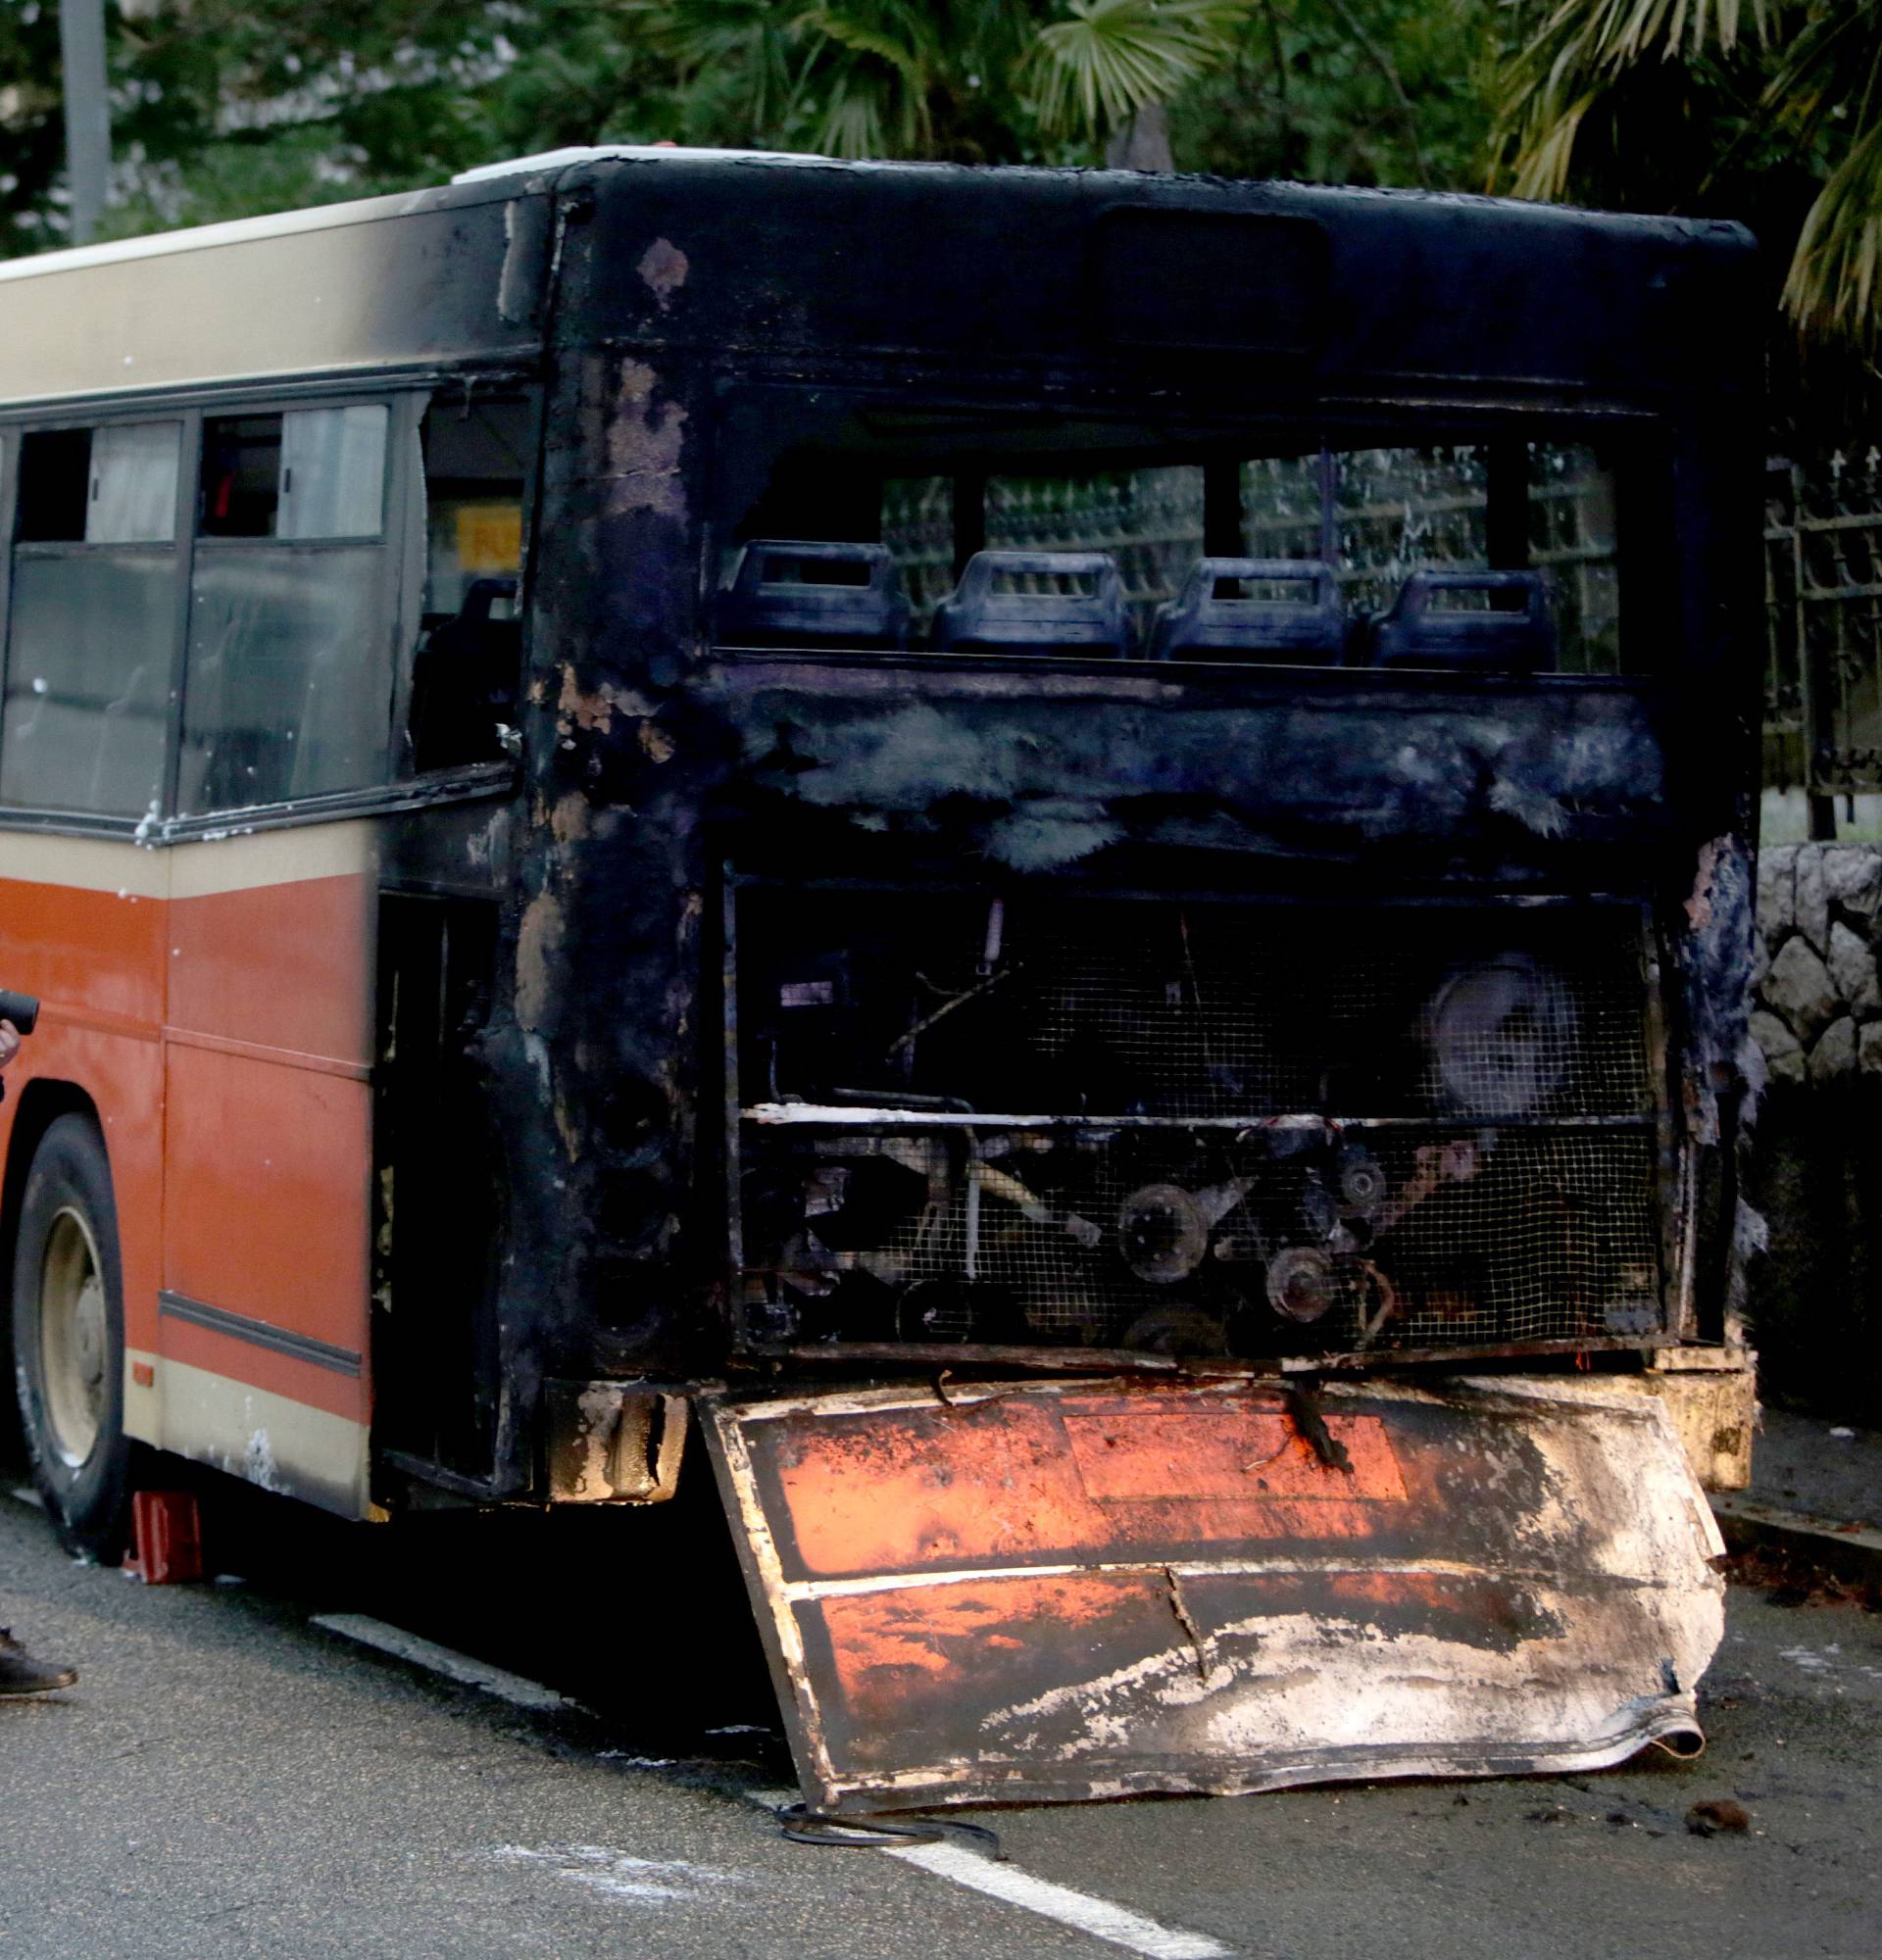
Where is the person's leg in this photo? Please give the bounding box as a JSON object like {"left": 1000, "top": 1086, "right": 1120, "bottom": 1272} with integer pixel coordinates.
{"left": 0, "top": 1629, "right": 76, "bottom": 1694}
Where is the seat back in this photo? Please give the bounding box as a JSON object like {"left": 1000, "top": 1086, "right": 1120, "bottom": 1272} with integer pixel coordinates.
{"left": 1149, "top": 559, "right": 1346, "bottom": 662}
{"left": 719, "top": 541, "right": 911, "bottom": 649}
{"left": 1368, "top": 569, "right": 1557, "bottom": 673}
{"left": 930, "top": 551, "right": 1125, "bottom": 656}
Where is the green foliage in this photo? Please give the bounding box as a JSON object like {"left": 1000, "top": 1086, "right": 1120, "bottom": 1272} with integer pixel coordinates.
{"left": 1494, "top": 0, "right": 1882, "bottom": 347}
{"left": 1026, "top": 2, "right": 1252, "bottom": 141}
{"left": 1177, "top": 1, "right": 1500, "bottom": 189}
{"left": 0, "top": 1, "right": 1504, "bottom": 257}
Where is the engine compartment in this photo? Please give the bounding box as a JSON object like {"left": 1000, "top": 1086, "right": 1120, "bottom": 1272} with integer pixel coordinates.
{"left": 731, "top": 887, "right": 1670, "bottom": 1361}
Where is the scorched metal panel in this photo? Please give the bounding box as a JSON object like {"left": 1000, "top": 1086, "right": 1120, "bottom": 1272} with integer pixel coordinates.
{"left": 703, "top": 1375, "right": 1724, "bottom": 1812}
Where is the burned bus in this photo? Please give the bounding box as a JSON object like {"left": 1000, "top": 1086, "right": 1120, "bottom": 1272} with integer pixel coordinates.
{"left": 0, "top": 150, "right": 1759, "bottom": 1810}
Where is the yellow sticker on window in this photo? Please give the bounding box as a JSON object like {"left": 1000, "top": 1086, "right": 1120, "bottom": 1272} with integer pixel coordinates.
{"left": 455, "top": 504, "right": 522, "bottom": 574}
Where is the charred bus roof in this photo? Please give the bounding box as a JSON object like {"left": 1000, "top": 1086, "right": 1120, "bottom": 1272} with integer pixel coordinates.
{"left": 552, "top": 153, "right": 1759, "bottom": 415}
{"left": 0, "top": 151, "right": 1757, "bottom": 416}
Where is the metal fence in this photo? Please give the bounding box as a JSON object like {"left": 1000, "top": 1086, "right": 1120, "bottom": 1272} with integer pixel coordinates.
{"left": 1765, "top": 453, "right": 1882, "bottom": 797}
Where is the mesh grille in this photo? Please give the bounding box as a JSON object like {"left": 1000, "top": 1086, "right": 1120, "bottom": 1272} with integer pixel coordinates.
{"left": 1012, "top": 908, "right": 1648, "bottom": 1120}
{"left": 736, "top": 893, "right": 1666, "bottom": 1356}
{"left": 744, "top": 1124, "right": 1661, "bottom": 1352}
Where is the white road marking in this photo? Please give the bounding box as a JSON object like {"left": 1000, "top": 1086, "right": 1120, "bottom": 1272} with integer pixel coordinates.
{"left": 310, "top": 1620, "right": 1233, "bottom": 1959}
{"left": 490, "top": 1843, "right": 748, "bottom": 1904}
{"left": 745, "top": 1788, "right": 1233, "bottom": 1960}
{"left": 892, "top": 1840, "right": 1232, "bottom": 1960}
{"left": 312, "top": 1613, "right": 573, "bottom": 1713}
{"left": 9, "top": 1484, "right": 45, "bottom": 1509}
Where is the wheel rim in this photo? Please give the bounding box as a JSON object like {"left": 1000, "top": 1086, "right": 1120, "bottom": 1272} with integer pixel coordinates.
{"left": 38, "top": 1205, "right": 107, "bottom": 1468}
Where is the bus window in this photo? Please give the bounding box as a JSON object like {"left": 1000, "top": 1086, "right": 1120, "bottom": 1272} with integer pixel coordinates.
{"left": 719, "top": 394, "right": 1632, "bottom": 671}
{"left": 178, "top": 403, "right": 398, "bottom": 812}
{"left": 1, "top": 420, "right": 179, "bottom": 816}
{"left": 880, "top": 475, "right": 953, "bottom": 636}
{"left": 13, "top": 428, "right": 89, "bottom": 542}
{"left": 1238, "top": 451, "right": 1330, "bottom": 559}
{"left": 1332, "top": 445, "right": 1492, "bottom": 612}
{"left": 1325, "top": 443, "right": 1620, "bottom": 672}
{"left": 280, "top": 406, "right": 388, "bottom": 539}
{"left": 199, "top": 406, "right": 387, "bottom": 540}
{"left": 421, "top": 395, "right": 528, "bottom": 612}
{"left": 88, "top": 422, "right": 183, "bottom": 544}
{"left": 1529, "top": 444, "right": 1621, "bottom": 673}
{"left": 405, "top": 393, "right": 531, "bottom": 773}
{"left": 981, "top": 466, "right": 1206, "bottom": 652}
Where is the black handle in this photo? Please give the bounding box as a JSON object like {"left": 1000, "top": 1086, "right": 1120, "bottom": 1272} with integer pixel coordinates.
{"left": 0, "top": 990, "right": 41, "bottom": 1036}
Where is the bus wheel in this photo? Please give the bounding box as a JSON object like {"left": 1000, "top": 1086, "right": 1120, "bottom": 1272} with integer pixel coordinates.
{"left": 12, "top": 1115, "right": 133, "bottom": 1560}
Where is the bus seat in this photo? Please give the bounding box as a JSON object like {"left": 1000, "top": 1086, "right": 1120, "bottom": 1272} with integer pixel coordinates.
{"left": 1368, "top": 568, "right": 1557, "bottom": 674}
{"left": 930, "top": 551, "right": 1125, "bottom": 657}
{"left": 1148, "top": 558, "right": 1346, "bottom": 663}
{"left": 408, "top": 576, "right": 520, "bottom": 772}
{"left": 718, "top": 540, "right": 911, "bottom": 649}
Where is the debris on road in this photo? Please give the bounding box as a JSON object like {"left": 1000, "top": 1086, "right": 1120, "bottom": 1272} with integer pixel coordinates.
{"left": 1686, "top": 1798, "right": 1752, "bottom": 1837}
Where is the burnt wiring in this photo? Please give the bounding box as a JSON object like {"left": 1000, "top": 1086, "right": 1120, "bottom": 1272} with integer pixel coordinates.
{"left": 775, "top": 1802, "right": 1007, "bottom": 1856}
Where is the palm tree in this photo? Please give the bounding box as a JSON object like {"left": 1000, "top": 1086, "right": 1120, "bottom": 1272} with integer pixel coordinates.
{"left": 1493, "top": 0, "right": 1882, "bottom": 347}
{"left": 623, "top": 1, "right": 1255, "bottom": 167}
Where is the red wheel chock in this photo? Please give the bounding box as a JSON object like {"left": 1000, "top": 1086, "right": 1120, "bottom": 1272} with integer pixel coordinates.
{"left": 124, "top": 1490, "right": 204, "bottom": 1585}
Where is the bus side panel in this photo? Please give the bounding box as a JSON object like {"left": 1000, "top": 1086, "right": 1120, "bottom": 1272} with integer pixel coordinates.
{"left": 0, "top": 845, "right": 170, "bottom": 1447}
{"left": 159, "top": 1047, "right": 371, "bottom": 1389}
{"left": 0, "top": 838, "right": 169, "bottom": 1021}
{"left": 159, "top": 825, "right": 376, "bottom": 1517}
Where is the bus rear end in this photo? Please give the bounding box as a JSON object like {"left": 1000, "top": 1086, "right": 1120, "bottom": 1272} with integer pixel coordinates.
{"left": 511, "top": 160, "right": 1761, "bottom": 1810}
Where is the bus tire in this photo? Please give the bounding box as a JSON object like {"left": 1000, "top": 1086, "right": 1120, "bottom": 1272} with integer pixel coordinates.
{"left": 12, "top": 1114, "right": 134, "bottom": 1560}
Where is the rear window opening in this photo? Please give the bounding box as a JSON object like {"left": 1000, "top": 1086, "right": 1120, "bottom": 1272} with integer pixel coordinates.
{"left": 714, "top": 393, "right": 1654, "bottom": 675}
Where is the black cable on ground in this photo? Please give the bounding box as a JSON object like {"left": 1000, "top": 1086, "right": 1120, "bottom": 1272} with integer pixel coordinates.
{"left": 775, "top": 1801, "right": 1006, "bottom": 1858}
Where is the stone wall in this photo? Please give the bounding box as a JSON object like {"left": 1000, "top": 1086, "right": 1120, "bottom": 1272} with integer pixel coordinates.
{"left": 1752, "top": 845, "right": 1882, "bottom": 1084}
{"left": 1748, "top": 843, "right": 1882, "bottom": 1420}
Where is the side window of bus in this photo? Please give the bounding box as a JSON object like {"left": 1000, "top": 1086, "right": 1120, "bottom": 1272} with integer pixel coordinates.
{"left": 2, "top": 419, "right": 180, "bottom": 816}
{"left": 178, "top": 403, "right": 396, "bottom": 812}
{"left": 405, "top": 393, "right": 532, "bottom": 774}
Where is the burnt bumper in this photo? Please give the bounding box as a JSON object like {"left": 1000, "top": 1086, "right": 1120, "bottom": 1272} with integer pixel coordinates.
{"left": 704, "top": 1374, "right": 1723, "bottom": 1812}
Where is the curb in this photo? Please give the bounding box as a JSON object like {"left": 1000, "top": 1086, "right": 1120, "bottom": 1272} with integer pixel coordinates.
{"left": 1710, "top": 1494, "right": 1882, "bottom": 1588}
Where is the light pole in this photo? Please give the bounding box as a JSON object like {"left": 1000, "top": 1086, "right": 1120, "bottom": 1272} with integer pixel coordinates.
{"left": 58, "top": 0, "right": 111, "bottom": 245}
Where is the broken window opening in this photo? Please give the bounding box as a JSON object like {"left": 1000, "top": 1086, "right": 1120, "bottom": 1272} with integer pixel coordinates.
{"left": 715, "top": 392, "right": 1639, "bottom": 674}
{"left": 404, "top": 390, "right": 534, "bottom": 774}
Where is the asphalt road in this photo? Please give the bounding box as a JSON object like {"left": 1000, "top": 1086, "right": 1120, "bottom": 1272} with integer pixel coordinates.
{"left": 2, "top": 1479, "right": 1879, "bottom": 1960}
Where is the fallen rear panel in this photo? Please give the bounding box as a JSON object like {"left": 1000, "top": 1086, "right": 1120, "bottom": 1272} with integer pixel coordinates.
{"left": 702, "top": 1375, "right": 1724, "bottom": 1813}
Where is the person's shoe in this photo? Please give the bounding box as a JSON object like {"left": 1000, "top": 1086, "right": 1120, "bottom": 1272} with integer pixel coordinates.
{"left": 0, "top": 1628, "right": 76, "bottom": 1694}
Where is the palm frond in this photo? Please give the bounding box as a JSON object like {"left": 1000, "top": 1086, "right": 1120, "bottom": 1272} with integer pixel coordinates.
{"left": 1784, "top": 114, "right": 1882, "bottom": 344}
{"left": 619, "top": 0, "right": 802, "bottom": 143}
{"left": 1025, "top": 0, "right": 1255, "bottom": 140}
{"left": 793, "top": 3, "right": 941, "bottom": 156}
{"left": 797, "top": 3, "right": 934, "bottom": 83}
{"left": 1506, "top": 89, "right": 1599, "bottom": 200}
{"left": 1493, "top": 0, "right": 1770, "bottom": 193}
{"left": 1759, "top": 0, "right": 1882, "bottom": 149}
